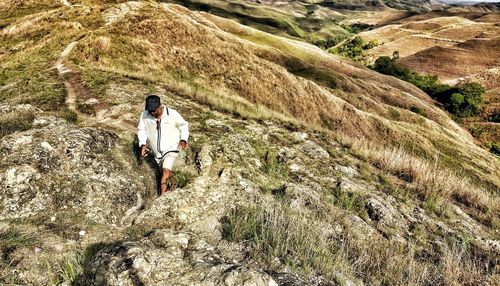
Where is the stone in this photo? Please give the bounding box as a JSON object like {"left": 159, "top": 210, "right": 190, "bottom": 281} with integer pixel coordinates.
{"left": 291, "top": 132, "right": 308, "bottom": 142}
{"left": 334, "top": 164, "right": 358, "bottom": 177}
{"left": 198, "top": 144, "right": 213, "bottom": 171}
{"left": 79, "top": 230, "right": 276, "bottom": 286}
{"left": 300, "top": 140, "right": 330, "bottom": 159}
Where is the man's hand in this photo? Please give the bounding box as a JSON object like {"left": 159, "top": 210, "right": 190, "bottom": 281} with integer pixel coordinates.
{"left": 179, "top": 140, "right": 187, "bottom": 151}
{"left": 140, "top": 145, "right": 149, "bottom": 157}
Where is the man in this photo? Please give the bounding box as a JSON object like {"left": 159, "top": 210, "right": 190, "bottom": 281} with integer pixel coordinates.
{"left": 137, "top": 94, "right": 189, "bottom": 195}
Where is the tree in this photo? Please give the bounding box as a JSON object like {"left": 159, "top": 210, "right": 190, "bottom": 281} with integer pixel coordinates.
{"left": 373, "top": 56, "right": 397, "bottom": 75}
{"left": 456, "top": 83, "right": 485, "bottom": 117}
{"left": 448, "top": 93, "right": 464, "bottom": 115}
{"left": 371, "top": 55, "right": 485, "bottom": 118}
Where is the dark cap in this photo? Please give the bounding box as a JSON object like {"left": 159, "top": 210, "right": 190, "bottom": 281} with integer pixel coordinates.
{"left": 145, "top": 95, "right": 161, "bottom": 111}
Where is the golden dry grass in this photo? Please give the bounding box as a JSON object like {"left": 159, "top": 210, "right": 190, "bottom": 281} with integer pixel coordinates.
{"left": 351, "top": 141, "right": 499, "bottom": 218}
{"left": 400, "top": 38, "right": 500, "bottom": 81}
{"left": 224, "top": 201, "right": 498, "bottom": 285}
{"left": 21, "top": 2, "right": 489, "bottom": 193}
{"left": 2, "top": 0, "right": 499, "bottom": 226}
{"left": 359, "top": 10, "right": 500, "bottom": 153}
{"left": 1, "top": 2, "right": 500, "bottom": 284}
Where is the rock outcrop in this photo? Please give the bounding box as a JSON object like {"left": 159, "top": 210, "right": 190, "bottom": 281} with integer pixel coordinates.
{"left": 1, "top": 98, "right": 497, "bottom": 285}
{"left": 0, "top": 104, "right": 145, "bottom": 225}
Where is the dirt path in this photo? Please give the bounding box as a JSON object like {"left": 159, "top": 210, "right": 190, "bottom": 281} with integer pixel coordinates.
{"left": 54, "top": 41, "right": 79, "bottom": 111}
{"left": 412, "top": 34, "right": 465, "bottom": 44}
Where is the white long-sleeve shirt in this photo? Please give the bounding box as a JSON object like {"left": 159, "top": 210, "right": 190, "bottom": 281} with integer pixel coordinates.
{"left": 137, "top": 105, "right": 189, "bottom": 158}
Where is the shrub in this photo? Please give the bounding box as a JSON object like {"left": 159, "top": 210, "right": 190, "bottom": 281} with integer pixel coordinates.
{"left": 373, "top": 56, "right": 398, "bottom": 76}
{"left": 373, "top": 55, "right": 439, "bottom": 94}
{"left": 341, "top": 23, "right": 374, "bottom": 34}
{"left": 329, "top": 36, "right": 378, "bottom": 63}
{"left": 410, "top": 106, "right": 427, "bottom": 117}
{"left": 373, "top": 55, "right": 485, "bottom": 117}
{"left": 448, "top": 93, "right": 464, "bottom": 115}
{"left": 313, "top": 36, "right": 345, "bottom": 50}
{"left": 486, "top": 142, "right": 500, "bottom": 156}
{"left": 487, "top": 113, "right": 500, "bottom": 123}
{"left": 452, "top": 83, "right": 484, "bottom": 117}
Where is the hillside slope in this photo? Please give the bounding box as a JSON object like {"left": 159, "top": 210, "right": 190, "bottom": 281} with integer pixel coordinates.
{"left": 360, "top": 12, "right": 500, "bottom": 143}
{"left": 0, "top": 1, "right": 499, "bottom": 285}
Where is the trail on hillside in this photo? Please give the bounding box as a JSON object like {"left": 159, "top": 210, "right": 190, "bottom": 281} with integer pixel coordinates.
{"left": 54, "top": 41, "right": 79, "bottom": 111}
{"left": 2, "top": 1, "right": 499, "bottom": 284}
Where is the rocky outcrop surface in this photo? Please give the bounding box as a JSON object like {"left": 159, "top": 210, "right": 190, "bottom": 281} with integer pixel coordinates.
{"left": 1, "top": 98, "right": 498, "bottom": 285}
{"left": 77, "top": 229, "right": 278, "bottom": 286}
{"left": 0, "top": 104, "right": 145, "bottom": 225}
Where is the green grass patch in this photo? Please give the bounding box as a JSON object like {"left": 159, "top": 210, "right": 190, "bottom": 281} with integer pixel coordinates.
{"left": 1, "top": 20, "right": 83, "bottom": 111}
{"left": 125, "top": 224, "right": 149, "bottom": 239}
{"left": 423, "top": 195, "right": 452, "bottom": 218}
{"left": 0, "top": 1, "right": 62, "bottom": 27}
{"left": 387, "top": 107, "right": 401, "bottom": 121}
{"left": 48, "top": 242, "right": 109, "bottom": 285}
{"left": 262, "top": 149, "right": 288, "bottom": 178}
{"left": 256, "top": 147, "right": 289, "bottom": 197}
{"left": 410, "top": 106, "right": 427, "bottom": 117}
{"left": 328, "top": 185, "right": 366, "bottom": 215}
{"left": 171, "top": 170, "right": 196, "bottom": 189}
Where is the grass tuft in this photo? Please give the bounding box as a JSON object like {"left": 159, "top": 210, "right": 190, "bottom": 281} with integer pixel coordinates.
{"left": 221, "top": 204, "right": 340, "bottom": 277}
{"left": 59, "top": 107, "right": 78, "bottom": 123}
{"left": 0, "top": 111, "right": 35, "bottom": 138}
{"left": 171, "top": 170, "right": 196, "bottom": 189}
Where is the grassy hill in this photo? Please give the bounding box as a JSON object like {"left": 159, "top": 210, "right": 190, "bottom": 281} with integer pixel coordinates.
{"left": 359, "top": 11, "right": 500, "bottom": 144}
{"left": 0, "top": 0, "right": 499, "bottom": 285}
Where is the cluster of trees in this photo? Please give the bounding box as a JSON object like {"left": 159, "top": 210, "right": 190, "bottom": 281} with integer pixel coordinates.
{"left": 314, "top": 37, "right": 345, "bottom": 50}
{"left": 329, "top": 36, "right": 378, "bottom": 64}
{"left": 340, "top": 23, "right": 374, "bottom": 34}
{"left": 373, "top": 54, "right": 485, "bottom": 118}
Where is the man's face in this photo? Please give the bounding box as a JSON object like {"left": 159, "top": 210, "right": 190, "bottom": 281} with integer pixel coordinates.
{"left": 149, "top": 105, "right": 162, "bottom": 118}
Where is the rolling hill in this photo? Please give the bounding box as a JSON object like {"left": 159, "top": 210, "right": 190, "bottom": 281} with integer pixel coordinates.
{"left": 0, "top": 0, "right": 499, "bottom": 285}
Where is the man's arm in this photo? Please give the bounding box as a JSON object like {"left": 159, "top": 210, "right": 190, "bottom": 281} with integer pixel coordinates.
{"left": 137, "top": 112, "right": 149, "bottom": 156}
{"left": 173, "top": 110, "right": 189, "bottom": 150}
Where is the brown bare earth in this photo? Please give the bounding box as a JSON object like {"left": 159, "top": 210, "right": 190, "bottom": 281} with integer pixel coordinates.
{"left": 399, "top": 38, "right": 500, "bottom": 81}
